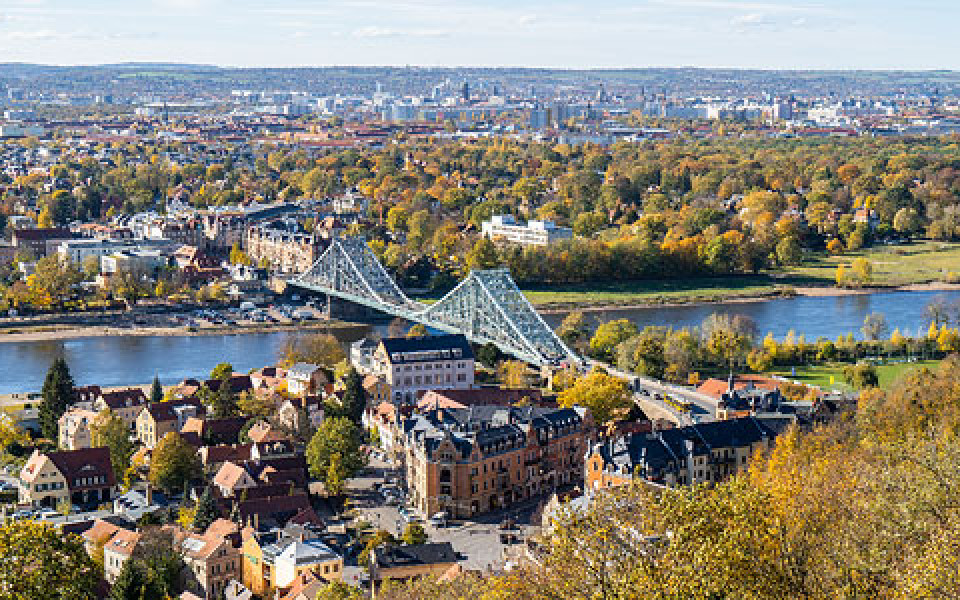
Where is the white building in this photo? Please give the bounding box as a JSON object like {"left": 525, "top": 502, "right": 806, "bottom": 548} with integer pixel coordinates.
{"left": 372, "top": 335, "right": 475, "bottom": 404}
{"left": 481, "top": 215, "right": 573, "bottom": 246}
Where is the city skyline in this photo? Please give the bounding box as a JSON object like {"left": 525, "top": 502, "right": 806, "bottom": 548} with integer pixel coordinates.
{"left": 1, "top": 0, "right": 958, "bottom": 71}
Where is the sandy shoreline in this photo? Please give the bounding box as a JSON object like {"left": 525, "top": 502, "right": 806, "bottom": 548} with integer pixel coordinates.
{"left": 536, "top": 282, "right": 960, "bottom": 314}
{"left": 0, "top": 321, "right": 369, "bottom": 344}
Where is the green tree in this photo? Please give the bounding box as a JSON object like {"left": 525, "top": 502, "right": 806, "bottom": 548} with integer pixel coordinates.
{"left": 843, "top": 362, "right": 879, "bottom": 389}
{"left": 775, "top": 236, "right": 803, "bottom": 266}
{"left": 211, "top": 376, "right": 238, "bottom": 418}
{"left": 588, "top": 319, "right": 638, "bottom": 361}
{"left": 91, "top": 410, "right": 134, "bottom": 479}
{"left": 149, "top": 375, "right": 163, "bottom": 404}
{"left": 39, "top": 356, "right": 75, "bottom": 440}
{"left": 401, "top": 522, "right": 428, "bottom": 545}
{"left": 466, "top": 237, "right": 500, "bottom": 270}
{"left": 148, "top": 432, "right": 201, "bottom": 493}
{"left": 108, "top": 558, "right": 148, "bottom": 600}
{"left": 0, "top": 520, "right": 100, "bottom": 599}
{"left": 339, "top": 367, "right": 366, "bottom": 425}
{"left": 325, "top": 452, "right": 349, "bottom": 497}
{"left": 192, "top": 486, "right": 220, "bottom": 532}
{"left": 306, "top": 417, "right": 367, "bottom": 493}
{"left": 358, "top": 529, "right": 395, "bottom": 567}
{"left": 209, "top": 362, "right": 234, "bottom": 380}
{"left": 557, "top": 311, "right": 589, "bottom": 348}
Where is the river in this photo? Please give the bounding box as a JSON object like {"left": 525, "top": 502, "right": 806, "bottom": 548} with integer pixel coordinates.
{"left": 1, "top": 289, "right": 958, "bottom": 395}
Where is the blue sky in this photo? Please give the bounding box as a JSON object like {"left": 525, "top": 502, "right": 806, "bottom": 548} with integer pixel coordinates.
{"left": 0, "top": 0, "right": 957, "bottom": 70}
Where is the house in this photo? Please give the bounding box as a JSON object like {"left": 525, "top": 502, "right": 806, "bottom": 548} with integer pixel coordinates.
{"left": 585, "top": 417, "right": 790, "bottom": 490}
{"left": 200, "top": 444, "right": 254, "bottom": 472}
{"left": 11, "top": 227, "right": 73, "bottom": 258}
{"left": 372, "top": 335, "right": 475, "bottom": 404}
{"left": 362, "top": 374, "right": 390, "bottom": 406}
{"left": 58, "top": 407, "right": 99, "bottom": 450}
{"left": 250, "top": 366, "right": 288, "bottom": 393}
{"left": 213, "top": 461, "right": 259, "bottom": 498}
{"left": 136, "top": 399, "right": 206, "bottom": 449}
{"left": 241, "top": 522, "right": 343, "bottom": 595}
{"left": 94, "top": 388, "right": 149, "bottom": 429}
{"left": 277, "top": 396, "right": 324, "bottom": 432}
{"left": 286, "top": 363, "right": 328, "bottom": 397}
{"left": 175, "top": 519, "right": 243, "bottom": 599}
{"left": 418, "top": 388, "right": 550, "bottom": 410}
{"left": 369, "top": 542, "right": 459, "bottom": 585}
{"left": 246, "top": 421, "right": 287, "bottom": 444}
{"left": 19, "top": 447, "right": 116, "bottom": 508}
{"left": 103, "top": 528, "right": 142, "bottom": 584}
{"left": 182, "top": 416, "right": 249, "bottom": 446}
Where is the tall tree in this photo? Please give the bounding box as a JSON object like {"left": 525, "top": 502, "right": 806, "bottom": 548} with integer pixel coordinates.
{"left": 192, "top": 486, "right": 220, "bottom": 532}
{"left": 40, "top": 356, "right": 75, "bottom": 440}
{"left": 108, "top": 558, "right": 148, "bottom": 600}
{"left": 340, "top": 368, "right": 366, "bottom": 425}
{"left": 149, "top": 376, "right": 163, "bottom": 404}
{"left": 211, "top": 376, "right": 238, "bottom": 418}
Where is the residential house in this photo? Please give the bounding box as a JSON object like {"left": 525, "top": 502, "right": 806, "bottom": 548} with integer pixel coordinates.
{"left": 277, "top": 396, "right": 323, "bottom": 432}
{"left": 58, "top": 407, "right": 99, "bottom": 450}
{"left": 136, "top": 399, "right": 205, "bottom": 449}
{"left": 286, "top": 363, "right": 328, "bottom": 397}
{"left": 372, "top": 335, "right": 475, "bottom": 404}
{"left": 369, "top": 543, "right": 459, "bottom": 585}
{"left": 362, "top": 374, "right": 390, "bottom": 406}
{"left": 94, "top": 388, "right": 148, "bottom": 429}
{"left": 176, "top": 519, "right": 243, "bottom": 599}
{"left": 19, "top": 447, "right": 116, "bottom": 508}
{"left": 182, "top": 416, "right": 249, "bottom": 446}
{"left": 103, "top": 529, "right": 142, "bottom": 584}
{"left": 241, "top": 523, "right": 343, "bottom": 596}
{"left": 584, "top": 417, "right": 790, "bottom": 490}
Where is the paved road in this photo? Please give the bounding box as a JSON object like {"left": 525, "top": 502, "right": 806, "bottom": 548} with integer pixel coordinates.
{"left": 591, "top": 361, "right": 717, "bottom": 424}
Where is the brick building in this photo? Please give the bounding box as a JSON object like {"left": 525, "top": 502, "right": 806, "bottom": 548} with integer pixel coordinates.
{"left": 403, "top": 404, "right": 590, "bottom": 518}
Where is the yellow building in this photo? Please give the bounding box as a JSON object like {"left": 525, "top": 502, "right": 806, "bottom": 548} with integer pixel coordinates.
{"left": 241, "top": 524, "right": 343, "bottom": 595}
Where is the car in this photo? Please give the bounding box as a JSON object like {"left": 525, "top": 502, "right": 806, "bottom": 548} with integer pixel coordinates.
{"left": 11, "top": 509, "right": 34, "bottom": 520}
{"left": 0, "top": 481, "right": 15, "bottom": 492}
{"left": 37, "top": 509, "right": 60, "bottom": 520}
{"left": 428, "top": 512, "right": 448, "bottom": 528}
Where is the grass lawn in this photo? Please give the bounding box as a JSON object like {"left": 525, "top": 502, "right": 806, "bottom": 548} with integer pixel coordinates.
{"left": 786, "top": 240, "right": 960, "bottom": 287}
{"left": 771, "top": 359, "right": 942, "bottom": 391}
{"left": 518, "top": 275, "right": 789, "bottom": 308}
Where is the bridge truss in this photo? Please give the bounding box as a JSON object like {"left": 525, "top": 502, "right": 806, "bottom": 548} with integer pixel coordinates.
{"left": 290, "top": 237, "right": 581, "bottom": 367}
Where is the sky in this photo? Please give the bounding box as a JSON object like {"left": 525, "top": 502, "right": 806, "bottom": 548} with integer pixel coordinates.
{"left": 0, "top": 0, "right": 958, "bottom": 70}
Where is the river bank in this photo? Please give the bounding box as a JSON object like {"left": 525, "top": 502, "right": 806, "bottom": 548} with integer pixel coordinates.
{"left": 533, "top": 281, "right": 960, "bottom": 314}
{"left": 0, "top": 319, "right": 370, "bottom": 344}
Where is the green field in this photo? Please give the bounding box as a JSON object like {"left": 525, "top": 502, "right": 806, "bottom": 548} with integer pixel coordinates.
{"left": 787, "top": 240, "right": 960, "bottom": 287}
{"left": 771, "top": 359, "right": 942, "bottom": 391}
{"left": 519, "top": 275, "right": 789, "bottom": 308}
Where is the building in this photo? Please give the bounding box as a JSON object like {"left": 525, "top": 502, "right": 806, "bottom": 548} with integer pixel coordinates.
{"left": 11, "top": 227, "right": 73, "bottom": 258}
{"left": 94, "top": 388, "right": 149, "bottom": 429}
{"left": 481, "top": 215, "right": 573, "bottom": 246}
{"left": 286, "top": 363, "right": 328, "bottom": 397}
{"left": 19, "top": 447, "right": 116, "bottom": 508}
{"left": 584, "top": 417, "right": 789, "bottom": 490}
{"left": 136, "top": 399, "right": 205, "bottom": 449}
{"left": 245, "top": 221, "right": 327, "bottom": 275}
{"left": 58, "top": 407, "right": 99, "bottom": 450}
{"left": 369, "top": 542, "right": 459, "bottom": 585}
{"left": 103, "top": 528, "right": 142, "bottom": 584}
{"left": 241, "top": 523, "right": 343, "bottom": 596}
{"left": 372, "top": 335, "right": 475, "bottom": 404}
{"left": 404, "top": 405, "right": 589, "bottom": 518}
{"left": 176, "top": 519, "right": 243, "bottom": 599}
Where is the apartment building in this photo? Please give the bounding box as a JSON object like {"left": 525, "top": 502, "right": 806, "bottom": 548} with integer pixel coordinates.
{"left": 241, "top": 523, "right": 343, "bottom": 596}
{"left": 584, "top": 417, "right": 789, "bottom": 490}
{"left": 245, "top": 222, "right": 324, "bottom": 275}
{"left": 481, "top": 215, "right": 573, "bottom": 246}
{"left": 93, "top": 388, "right": 149, "bottom": 429}
{"left": 372, "top": 335, "right": 475, "bottom": 404}
{"left": 135, "top": 399, "right": 205, "bottom": 449}
{"left": 404, "top": 404, "right": 589, "bottom": 518}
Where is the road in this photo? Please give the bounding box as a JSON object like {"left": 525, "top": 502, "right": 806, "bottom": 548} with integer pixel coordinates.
{"left": 590, "top": 361, "right": 717, "bottom": 425}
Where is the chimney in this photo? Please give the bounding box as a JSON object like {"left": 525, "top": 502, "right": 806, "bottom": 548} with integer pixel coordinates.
{"left": 145, "top": 483, "right": 153, "bottom": 505}
{"left": 254, "top": 513, "right": 259, "bottom": 530}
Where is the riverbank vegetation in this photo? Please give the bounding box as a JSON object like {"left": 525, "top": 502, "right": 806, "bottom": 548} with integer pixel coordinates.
{"left": 565, "top": 296, "right": 960, "bottom": 389}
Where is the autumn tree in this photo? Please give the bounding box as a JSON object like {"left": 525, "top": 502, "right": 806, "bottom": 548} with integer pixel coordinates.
{"left": 281, "top": 333, "right": 345, "bottom": 368}
{"left": 557, "top": 369, "right": 631, "bottom": 424}
{"left": 0, "top": 521, "right": 100, "bottom": 599}
{"left": 306, "top": 417, "right": 366, "bottom": 495}
{"left": 91, "top": 409, "right": 134, "bottom": 479}
{"left": 148, "top": 432, "right": 201, "bottom": 493}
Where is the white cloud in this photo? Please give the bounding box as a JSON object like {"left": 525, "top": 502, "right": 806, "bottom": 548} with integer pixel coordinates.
{"left": 352, "top": 26, "right": 449, "bottom": 38}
